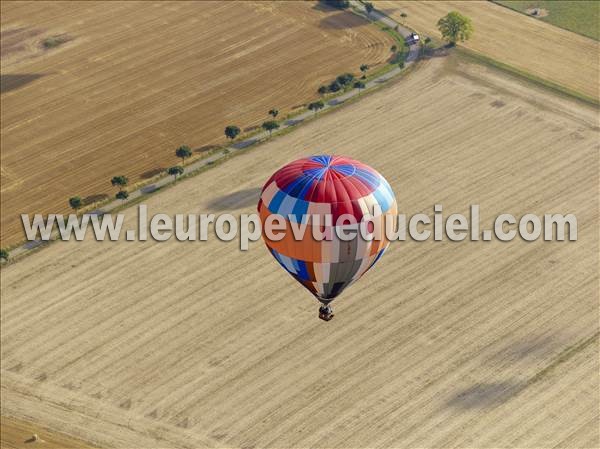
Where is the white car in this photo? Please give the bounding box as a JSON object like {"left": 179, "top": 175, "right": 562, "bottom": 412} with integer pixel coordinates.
{"left": 407, "top": 33, "right": 420, "bottom": 44}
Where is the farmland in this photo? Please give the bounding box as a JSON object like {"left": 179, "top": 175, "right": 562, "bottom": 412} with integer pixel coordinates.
{"left": 374, "top": 1, "right": 599, "bottom": 100}
{"left": 0, "top": 416, "right": 94, "bottom": 449}
{"left": 494, "top": 1, "right": 600, "bottom": 40}
{"left": 1, "top": 54, "right": 598, "bottom": 447}
{"left": 0, "top": 1, "right": 394, "bottom": 247}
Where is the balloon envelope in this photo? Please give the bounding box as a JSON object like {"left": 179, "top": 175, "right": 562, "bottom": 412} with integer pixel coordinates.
{"left": 258, "top": 155, "right": 396, "bottom": 304}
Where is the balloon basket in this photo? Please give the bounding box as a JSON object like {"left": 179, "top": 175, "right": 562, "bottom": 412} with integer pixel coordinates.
{"left": 318, "top": 308, "right": 334, "bottom": 322}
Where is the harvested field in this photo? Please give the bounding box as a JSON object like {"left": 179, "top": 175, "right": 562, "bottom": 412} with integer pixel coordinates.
{"left": 494, "top": 1, "right": 600, "bottom": 40}
{"left": 0, "top": 1, "right": 394, "bottom": 246}
{"left": 1, "top": 56, "right": 598, "bottom": 447}
{"left": 0, "top": 416, "right": 95, "bottom": 449}
{"left": 374, "top": 1, "right": 599, "bottom": 100}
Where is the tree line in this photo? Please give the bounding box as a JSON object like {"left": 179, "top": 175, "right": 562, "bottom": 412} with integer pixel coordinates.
{"left": 1, "top": 11, "right": 475, "bottom": 263}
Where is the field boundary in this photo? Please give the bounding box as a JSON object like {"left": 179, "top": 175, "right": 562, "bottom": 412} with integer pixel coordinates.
{"left": 491, "top": 1, "right": 600, "bottom": 42}
{"left": 527, "top": 331, "right": 600, "bottom": 385}
{"left": 0, "top": 3, "right": 421, "bottom": 265}
{"left": 0, "top": 1, "right": 400, "bottom": 250}
{"left": 457, "top": 48, "right": 600, "bottom": 107}
{"left": 0, "top": 415, "right": 98, "bottom": 449}
{"left": 1, "top": 372, "right": 220, "bottom": 448}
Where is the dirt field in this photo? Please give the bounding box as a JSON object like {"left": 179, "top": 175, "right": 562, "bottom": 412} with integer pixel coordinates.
{"left": 0, "top": 416, "right": 95, "bottom": 449}
{"left": 1, "top": 55, "right": 598, "bottom": 447}
{"left": 374, "top": 1, "right": 599, "bottom": 100}
{"left": 0, "top": 1, "right": 394, "bottom": 247}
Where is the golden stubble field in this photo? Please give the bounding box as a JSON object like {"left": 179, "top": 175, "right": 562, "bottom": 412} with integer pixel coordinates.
{"left": 1, "top": 55, "right": 598, "bottom": 447}
{"left": 0, "top": 416, "right": 94, "bottom": 449}
{"left": 0, "top": 1, "right": 394, "bottom": 246}
{"left": 375, "top": 0, "right": 599, "bottom": 100}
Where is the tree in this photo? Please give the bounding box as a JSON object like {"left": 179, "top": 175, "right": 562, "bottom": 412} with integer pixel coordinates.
{"left": 400, "top": 12, "right": 407, "bottom": 18}
{"left": 398, "top": 61, "right": 405, "bottom": 69}
{"left": 168, "top": 166, "right": 184, "bottom": 180}
{"left": 360, "top": 64, "right": 369, "bottom": 79}
{"left": 262, "top": 120, "right": 280, "bottom": 136}
{"left": 175, "top": 145, "right": 192, "bottom": 164}
{"left": 364, "top": 2, "right": 374, "bottom": 14}
{"left": 224, "top": 125, "right": 241, "bottom": 141}
{"left": 116, "top": 190, "right": 129, "bottom": 201}
{"left": 391, "top": 44, "right": 397, "bottom": 52}
{"left": 268, "top": 108, "right": 279, "bottom": 119}
{"left": 437, "top": 11, "right": 473, "bottom": 45}
{"left": 328, "top": 80, "right": 342, "bottom": 92}
{"left": 0, "top": 248, "right": 8, "bottom": 261}
{"left": 336, "top": 73, "right": 354, "bottom": 86}
{"left": 318, "top": 85, "right": 328, "bottom": 95}
{"left": 111, "top": 175, "right": 128, "bottom": 190}
{"left": 353, "top": 80, "right": 366, "bottom": 93}
{"left": 69, "top": 196, "right": 82, "bottom": 211}
{"left": 308, "top": 100, "right": 325, "bottom": 115}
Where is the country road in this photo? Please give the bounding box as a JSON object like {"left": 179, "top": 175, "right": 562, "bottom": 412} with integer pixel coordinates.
{"left": 3, "top": 3, "right": 420, "bottom": 261}
{"left": 354, "top": 0, "right": 420, "bottom": 62}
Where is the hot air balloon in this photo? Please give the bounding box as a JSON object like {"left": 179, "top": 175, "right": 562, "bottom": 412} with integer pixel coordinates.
{"left": 258, "top": 155, "right": 397, "bottom": 321}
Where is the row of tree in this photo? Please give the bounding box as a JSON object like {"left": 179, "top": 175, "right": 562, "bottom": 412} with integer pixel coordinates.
{"left": 68, "top": 174, "right": 131, "bottom": 212}
{"left": 48, "top": 11, "right": 474, "bottom": 258}
{"left": 65, "top": 107, "right": 286, "bottom": 214}
{"left": 318, "top": 75, "right": 350, "bottom": 94}
{"left": 2, "top": 10, "right": 475, "bottom": 263}
{"left": 318, "top": 68, "right": 368, "bottom": 96}
{"left": 63, "top": 11, "right": 473, "bottom": 214}
{"left": 62, "top": 64, "right": 385, "bottom": 220}
{"left": 64, "top": 12, "right": 472, "bottom": 212}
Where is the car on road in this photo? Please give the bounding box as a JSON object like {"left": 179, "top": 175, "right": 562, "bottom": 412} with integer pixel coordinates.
{"left": 406, "top": 32, "right": 420, "bottom": 45}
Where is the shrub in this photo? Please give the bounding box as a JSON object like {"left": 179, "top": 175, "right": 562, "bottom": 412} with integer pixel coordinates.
{"left": 328, "top": 80, "right": 342, "bottom": 92}
{"left": 168, "top": 166, "right": 184, "bottom": 179}
{"left": 175, "top": 145, "right": 192, "bottom": 162}
{"left": 42, "top": 34, "right": 71, "bottom": 49}
{"left": 111, "top": 175, "right": 128, "bottom": 189}
{"left": 390, "top": 50, "right": 406, "bottom": 65}
{"left": 336, "top": 73, "right": 354, "bottom": 86}
{"left": 308, "top": 100, "right": 325, "bottom": 114}
{"left": 69, "top": 196, "right": 82, "bottom": 210}
{"left": 262, "top": 120, "right": 280, "bottom": 135}
{"left": 224, "top": 125, "right": 241, "bottom": 140}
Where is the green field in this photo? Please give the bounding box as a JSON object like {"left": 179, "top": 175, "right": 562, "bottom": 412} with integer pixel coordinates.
{"left": 494, "top": 1, "right": 599, "bottom": 40}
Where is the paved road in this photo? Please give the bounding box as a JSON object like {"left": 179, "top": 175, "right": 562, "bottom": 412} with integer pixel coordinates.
{"left": 5, "top": 4, "right": 420, "bottom": 261}
{"left": 355, "top": 1, "right": 420, "bottom": 62}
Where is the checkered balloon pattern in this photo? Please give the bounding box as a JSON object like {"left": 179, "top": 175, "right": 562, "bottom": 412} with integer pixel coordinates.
{"left": 258, "top": 155, "right": 397, "bottom": 304}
